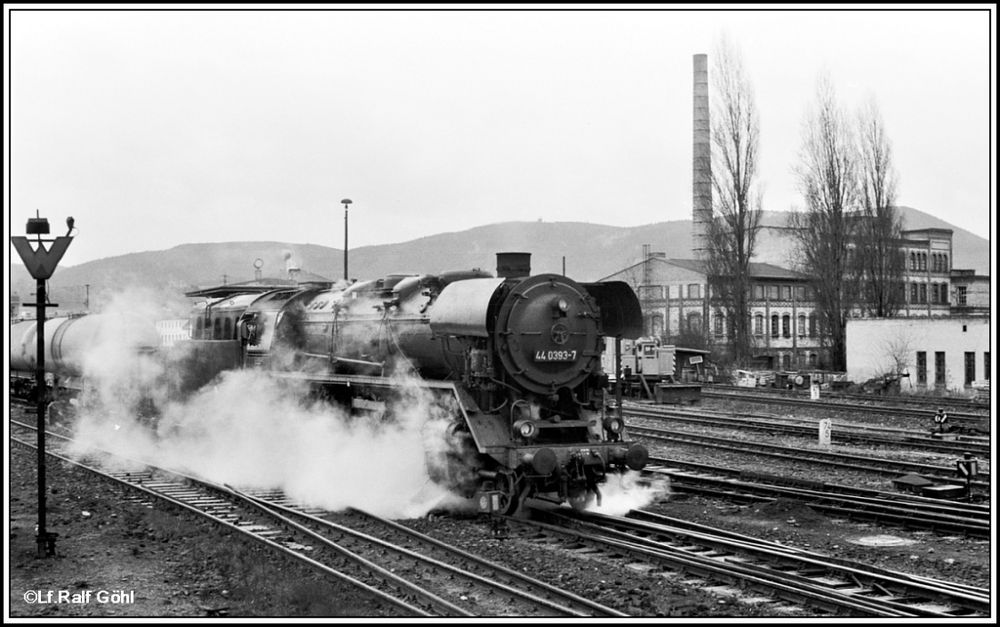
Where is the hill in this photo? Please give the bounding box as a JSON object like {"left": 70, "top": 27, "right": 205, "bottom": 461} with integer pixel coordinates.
{"left": 10, "top": 206, "right": 990, "bottom": 312}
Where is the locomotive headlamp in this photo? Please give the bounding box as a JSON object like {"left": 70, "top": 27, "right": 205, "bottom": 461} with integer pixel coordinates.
{"left": 513, "top": 419, "right": 538, "bottom": 440}
{"left": 603, "top": 417, "right": 624, "bottom": 434}
{"left": 557, "top": 298, "right": 568, "bottom": 312}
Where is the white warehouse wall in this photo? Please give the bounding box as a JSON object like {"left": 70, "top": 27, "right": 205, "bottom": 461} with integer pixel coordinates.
{"left": 846, "top": 317, "right": 991, "bottom": 393}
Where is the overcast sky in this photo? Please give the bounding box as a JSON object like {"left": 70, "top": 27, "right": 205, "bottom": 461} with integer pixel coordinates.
{"left": 5, "top": 5, "right": 995, "bottom": 268}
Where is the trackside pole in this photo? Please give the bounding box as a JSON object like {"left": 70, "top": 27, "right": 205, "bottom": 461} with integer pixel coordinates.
{"left": 11, "top": 212, "right": 74, "bottom": 557}
{"left": 615, "top": 337, "right": 623, "bottom": 420}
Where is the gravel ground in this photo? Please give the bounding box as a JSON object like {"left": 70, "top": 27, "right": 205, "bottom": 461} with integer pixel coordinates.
{"left": 7, "top": 397, "right": 993, "bottom": 619}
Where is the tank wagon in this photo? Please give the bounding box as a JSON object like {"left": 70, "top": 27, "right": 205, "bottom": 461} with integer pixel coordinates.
{"left": 9, "top": 313, "right": 162, "bottom": 399}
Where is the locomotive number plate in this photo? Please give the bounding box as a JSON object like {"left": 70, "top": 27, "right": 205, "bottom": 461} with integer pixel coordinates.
{"left": 534, "top": 350, "right": 577, "bottom": 362}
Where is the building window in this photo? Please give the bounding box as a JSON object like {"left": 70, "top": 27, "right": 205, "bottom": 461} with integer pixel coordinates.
{"left": 909, "top": 252, "right": 916, "bottom": 270}
{"left": 782, "top": 314, "right": 791, "bottom": 338}
{"left": 910, "top": 283, "right": 918, "bottom": 303}
{"left": 713, "top": 312, "right": 725, "bottom": 337}
{"left": 213, "top": 318, "right": 222, "bottom": 340}
{"left": 782, "top": 286, "right": 792, "bottom": 300}
{"left": 782, "top": 354, "right": 791, "bottom": 369}
{"left": 916, "top": 351, "right": 927, "bottom": 385}
{"left": 639, "top": 285, "right": 662, "bottom": 299}
{"left": 223, "top": 317, "right": 233, "bottom": 339}
{"left": 930, "top": 283, "right": 938, "bottom": 304}
{"left": 645, "top": 314, "right": 663, "bottom": 338}
{"left": 985, "top": 352, "right": 991, "bottom": 381}
{"left": 767, "top": 285, "right": 778, "bottom": 299}
{"left": 808, "top": 352, "right": 818, "bottom": 367}
{"left": 920, "top": 252, "right": 927, "bottom": 271}
{"left": 808, "top": 313, "right": 817, "bottom": 338}
{"left": 687, "top": 312, "right": 702, "bottom": 333}
{"left": 754, "top": 314, "right": 764, "bottom": 336}
{"left": 770, "top": 314, "right": 779, "bottom": 338}
{"left": 753, "top": 284, "right": 764, "bottom": 299}
{"left": 956, "top": 285, "right": 967, "bottom": 305}
{"left": 919, "top": 283, "right": 927, "bottom": 304}
{"left": 688, "top": 284, "right": 701, "bottom": 299}
{"left": 795, "top": 286, "right": 806, "bottom": 300}
{"left": 934, "top": 351, "right": 946, "bottom": 386}
{"left": 965, "top": 352, "right": 976, "bottom": 386}
{"left": 797, "top": 314, "right": 806, "bottom": 337}
{"left": 942, "top": 254, "right": 948, "bottom": 272}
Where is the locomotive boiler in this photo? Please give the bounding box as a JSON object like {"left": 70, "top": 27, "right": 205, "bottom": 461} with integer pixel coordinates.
{"left": 197, "top": 252, "right": 649, "bottom": 514}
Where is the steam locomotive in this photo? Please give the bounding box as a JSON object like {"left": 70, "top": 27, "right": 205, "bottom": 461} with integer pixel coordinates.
{"left": 11, "top": 252, "right": 649, "bottom": 514}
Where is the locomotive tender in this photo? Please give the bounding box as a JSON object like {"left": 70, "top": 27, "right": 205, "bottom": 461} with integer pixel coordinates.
{"left": 11, "top": 252, "right": 649, "bottom": 514}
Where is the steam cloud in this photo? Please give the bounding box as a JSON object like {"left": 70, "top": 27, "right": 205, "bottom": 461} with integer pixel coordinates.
{"left": 585, "top": 471, "right": 670, "bottom": 517}
{"left": 62, "top": 287, "right": 664, "bottom": 520}
{"left": 66, "top": 290, "right": 467, "bottom": 519}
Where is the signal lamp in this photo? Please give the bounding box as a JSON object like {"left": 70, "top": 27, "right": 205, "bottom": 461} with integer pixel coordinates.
{"left": 27, "top": 217, "right": 50, "bottom": 235}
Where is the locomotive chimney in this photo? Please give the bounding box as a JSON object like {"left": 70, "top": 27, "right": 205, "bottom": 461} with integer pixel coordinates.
{"left": 692, "top": 52, "right": 712, "bottom": 261}
{"left": 496, "top": 252, "right": 531, "bottom": 279}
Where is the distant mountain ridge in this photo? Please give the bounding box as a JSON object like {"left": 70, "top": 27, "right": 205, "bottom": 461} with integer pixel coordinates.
{"left": 10, "top": 207, "right": 990, "bottom": 311}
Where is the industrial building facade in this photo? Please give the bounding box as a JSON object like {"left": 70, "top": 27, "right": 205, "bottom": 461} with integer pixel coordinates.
{"left": 598, "top": 254, "right": 826, "bottom": 370}
{"left": 597, "top": 53, "right": 991, "bottom": 391}
{"left": 846, "top": 317, "right": 990, "bottom": 392}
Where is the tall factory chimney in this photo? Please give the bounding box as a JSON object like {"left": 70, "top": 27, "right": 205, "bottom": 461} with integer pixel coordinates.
{"left": 692, "top": 53, "right": 712, "bottom": 260}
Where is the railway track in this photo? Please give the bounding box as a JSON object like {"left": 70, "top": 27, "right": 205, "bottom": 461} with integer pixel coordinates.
{"left": 8, "top": 419, "right": 624, "bottom": 617}
{"left": 238, "top": 494, "right": 626, "bottom": 617}
{"left": 703, "top": 388, "right": 990, "bottom": 430}
{"left": 513, "top": 504, "right": 991, "bottom": 618}
{"left": 641, "top": 457, "right": 990, "bottom": 538}
{"left": 625, "top": 406, "right": 990, "bottom": 456}
{"left": 627, "top": 424, "right": 990, "bottom": 492}
{"left": 708, "top": 384, "right": 990, "bottom": 414}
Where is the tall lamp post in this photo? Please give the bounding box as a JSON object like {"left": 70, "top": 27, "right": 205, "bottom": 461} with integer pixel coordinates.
{"left": 11, "top": 212, "right": 75, "bottom": 557}
{"left": 341, "top": 198, "right": 353, "bottom": 281}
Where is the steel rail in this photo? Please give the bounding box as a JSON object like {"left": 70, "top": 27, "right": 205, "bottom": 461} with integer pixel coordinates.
{"left": 629, "top": 425, "right": 990, "bottom": 490}
{"left": 512, "top": 507, "right": 915, "bottom": 617}
{"left": 702, "top": 389, "right": 989, "bottom": 426}
{"left": 625, "top": 406, "right": 990, "bottom": 455}
{"left": 533, "top": 507, "right": 989, "bottom": 617}
{"left": 239, "top": 492, "right": 626, "bottom": 617}
{"left": 8, "top": 427, "right": 430, "bottom": 616}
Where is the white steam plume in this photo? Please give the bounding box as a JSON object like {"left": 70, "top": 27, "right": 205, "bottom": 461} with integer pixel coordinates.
{"left": 584, "top": 471, "right": 671, "bottom": 517}
{"left": 65, "top": 291, "right": 469, "bottom": 518}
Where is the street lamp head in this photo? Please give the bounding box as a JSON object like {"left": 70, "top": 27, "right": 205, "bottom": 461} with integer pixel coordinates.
{"left": 341, "top": 198, "right": 353, "bottom": 207}
{"left": 66, "top": 216, "right": 75, "bottom": 236}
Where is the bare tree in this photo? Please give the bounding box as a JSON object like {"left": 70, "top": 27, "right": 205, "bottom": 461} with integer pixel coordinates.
{"left": 854, "top": 98, "right": 905, "bottom": 317}
{"left": 878, "top": 331, "right": 914, "bottom": 380}
{"left": 788, "top": 75, "right": 861, "bottom": 371}
{"left": 702, "top": 37, "right": 763, "bottom": 366}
